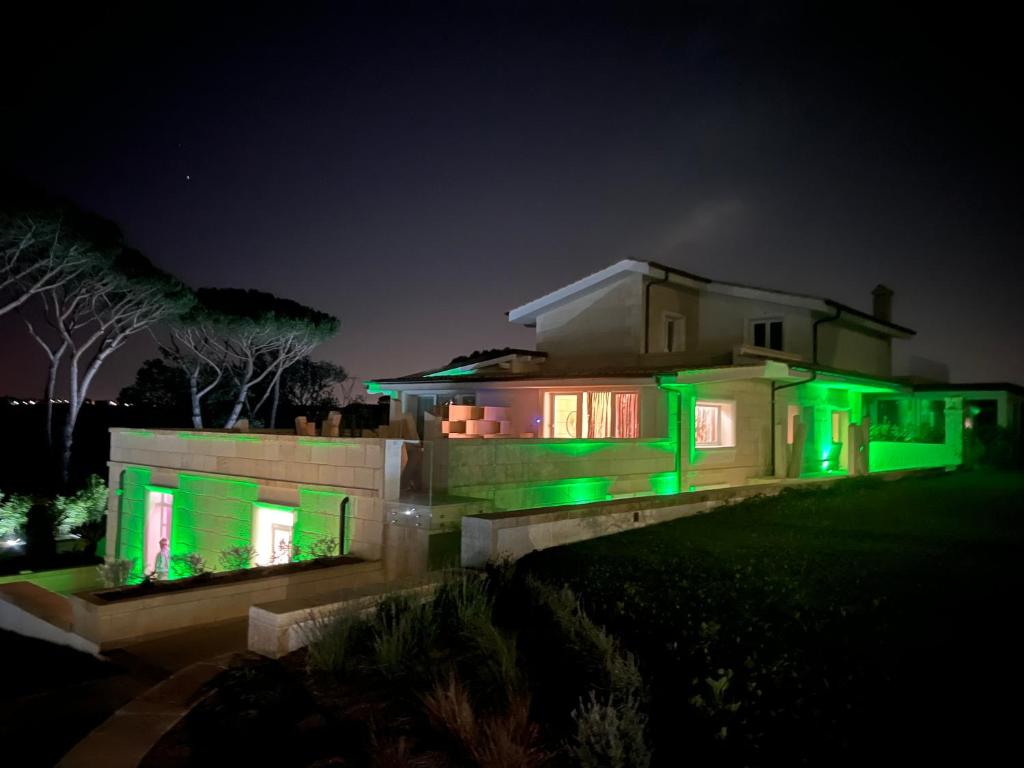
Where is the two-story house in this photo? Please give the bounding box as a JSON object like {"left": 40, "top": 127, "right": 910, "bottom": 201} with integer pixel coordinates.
{"left": 370, "top": 259, "right": 963, "bottom": 495}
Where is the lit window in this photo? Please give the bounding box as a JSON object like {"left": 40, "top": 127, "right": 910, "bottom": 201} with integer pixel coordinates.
{"left": 695, "top": 400, "right": 736, "bottom": 448}
{"left": 751, "top": 319, "right": 784, "bottom": 351}
{"left": 544, "top": 391, "right": 640, "bottom": 438}
{"left": 252, "top": 505, "right": 296, "bottom": 567}
{"left": 144, "top": 490, "right": 174, "bottom": 576}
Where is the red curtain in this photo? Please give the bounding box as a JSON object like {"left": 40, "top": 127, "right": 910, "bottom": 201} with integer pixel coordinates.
{"left": 614, "top": 392, "right": 639, "bottom": 438}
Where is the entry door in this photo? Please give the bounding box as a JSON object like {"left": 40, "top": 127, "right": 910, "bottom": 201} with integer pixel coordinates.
{"left": 144, "top": 491, "right": 173, "bottom": 574}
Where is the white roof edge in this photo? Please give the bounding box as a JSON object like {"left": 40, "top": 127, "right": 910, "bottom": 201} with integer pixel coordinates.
{"left": 507, "top": 259, "right": 912, "bottom": 338}
{"left": 507, "top": 259, "right": 654, "bottom": 324}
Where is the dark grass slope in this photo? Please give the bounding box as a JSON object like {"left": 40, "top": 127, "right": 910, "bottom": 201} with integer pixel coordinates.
{"left": 518, "top": 471, "right": 1024, "bottom": 767}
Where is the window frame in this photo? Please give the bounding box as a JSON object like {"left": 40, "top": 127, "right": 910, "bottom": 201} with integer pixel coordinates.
{"left": 543, "top": 389, "right": 641, "bottom": 439}
{"left": 748, "top": 318, "right": 785, "bottom": 352}
{"left": 662, "top": 312, "right": 686, "bottom": 353}
{"left": 694, "top": 398, "right": 737, "bottom": 449}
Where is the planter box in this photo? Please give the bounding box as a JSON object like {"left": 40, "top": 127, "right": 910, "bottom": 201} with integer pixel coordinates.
{"left": 70, "top": 558, "right": 385, "bottom": 649}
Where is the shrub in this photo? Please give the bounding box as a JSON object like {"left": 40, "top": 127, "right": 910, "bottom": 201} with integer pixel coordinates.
{"left": 423, "top": 673, "right": 548, "bottom": 768}
{"left": 527, "top": 578, "right": 643, "bottom": 700}
{"left": 218, "top": 545, "right": 257, "bottom": 571}
{"left": 97, "top": 558, "right": 136, "bottom": 588}
{"left": 570, "top": 691, "right": 651, "bottom": 768}
{"left": 272, "top": 537, "right": 301, "bottom": 564}
{"left": 24, "top": 503, "right": 57, "bottom": 561}
{"left": 0, "top": 491, "right": 30, "bottom": 539}
{"left": 305, "top": 609, "right": 365, "bottom": 675}
{"left": 308, "top": 535, "right": 340, "bottom": 559}
{"left": 171, "top": 552, "right": 208, "bottom": 579}
{"left": 433, "top": 569, "right": 492, "bottom": 630}
{"left": 53, "top": 475, "right": 107, "bottom": 537}
{"left": 373, "top": 594, "right": 435, "bottom": 678}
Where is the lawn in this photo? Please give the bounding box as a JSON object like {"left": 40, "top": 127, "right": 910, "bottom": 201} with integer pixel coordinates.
{"left": 141, "top": 470, "right": 1024, "bottom": 767}
{"left": 517, "top": 470, "right": 1024, "bottom": 766}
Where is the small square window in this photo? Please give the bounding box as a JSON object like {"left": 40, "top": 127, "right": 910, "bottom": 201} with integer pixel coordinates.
{"left": 750, "top": 319, "right": 784, "bottom": 351}
{"left": 695, "top": 400, "right": 736, "bottom": 448}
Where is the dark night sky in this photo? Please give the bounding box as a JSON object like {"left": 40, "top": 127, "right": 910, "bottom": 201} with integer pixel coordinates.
{"left": 2, "top": 1, "right": 1021, "bottom": 399}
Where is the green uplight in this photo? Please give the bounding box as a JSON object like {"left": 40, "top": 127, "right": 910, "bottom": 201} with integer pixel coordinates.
{"left": 177, "top": 432, "right": 260, "bottom": 442}
{"left": 366, "top": 381, "right": 398, "bottom": 398}
{"left": 423, "top": 366, "right": 476, "bottom": 378}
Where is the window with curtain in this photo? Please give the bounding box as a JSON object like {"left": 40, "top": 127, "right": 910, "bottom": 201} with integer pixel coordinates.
{"left": 545, "top": 390, "right": 640, "bottom": 438}
{"left": 695, "top": 400, "right": 736, "bottom": 447}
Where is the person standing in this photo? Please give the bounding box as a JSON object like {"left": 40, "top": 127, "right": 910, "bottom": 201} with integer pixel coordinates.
{"left": 154, "top": 538, "right": 170, "bottom": 580}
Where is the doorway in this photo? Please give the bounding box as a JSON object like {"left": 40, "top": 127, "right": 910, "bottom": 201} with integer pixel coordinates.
{"left": 144, "top": 490, "right": 174, "bottom": 576}
{"left": 253, "top": 505, "right": 296, "bottom": 566}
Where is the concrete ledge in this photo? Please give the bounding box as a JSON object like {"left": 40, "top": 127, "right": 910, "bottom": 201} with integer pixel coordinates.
{"left": 70, "top": 560, "right": 385, "bottom": 649}
{"left": 460, "top": 471, "right": 939, "bottom": 567}
{"left": 0, "top": 582, "right": 100, "bottom": 655}
{"left": 248, "top": 574, "right": 441, "bottom": 659}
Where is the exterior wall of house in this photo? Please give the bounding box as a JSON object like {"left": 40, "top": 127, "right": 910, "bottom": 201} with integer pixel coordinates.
{"left": 817, "top": 322, "right": 892, "bottom": 377}
{"left": 695, "top": 290, "right": 815, "bottom": 361}
{"left": 647, "top": 282, "right": 701, "bottom": 353}
{"left": 438, "top": 437, "right": 678, "bottom": 511}
{"left": 683, "top": 379, "right": 774, "bottom": 487}
{"left": 107, "top": 430, "right": 394, "bottom": 572}
{"left": 535, "top": 272, "right": 644, "bottom": 359}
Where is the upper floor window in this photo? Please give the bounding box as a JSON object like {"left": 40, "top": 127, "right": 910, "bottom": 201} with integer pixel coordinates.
{"left": 750, "top": 319, "right": 784, "bottom": 351}
{"left": 545, "top": 390, "right": 640, "bottom": 439}
{"left": 663, "top": 313, "right": 686, "bottom": 353}
{"left": 695, "top": 400, "right": 736, "bottom": 448}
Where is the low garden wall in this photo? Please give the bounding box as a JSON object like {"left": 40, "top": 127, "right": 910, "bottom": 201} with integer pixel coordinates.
{"left": 869, "top": 440, "right": 962, "bottom": 473}
{"left": 69, "top": 558, "right": 384, "bottom": 649}
{"left": 441, "top": 438, "right": 678, "bottom": 511}
{"left": 248, "top": 573, "right": 440, "bottom": 659}
{"left": 461, "top": 481, "right": 786, "bottom": 567}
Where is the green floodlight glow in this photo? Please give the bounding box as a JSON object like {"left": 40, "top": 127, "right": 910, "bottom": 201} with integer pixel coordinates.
{"left": 423, "top": 366, "right": 476, "bottom": 378}
{"left": 122, "top": 430, "right": 155, "bottom": 438}
{"left": 366, "top": 381, "right": 398, "bottom": 398}
{"left": 177, "top": 431, "right": 260, "bottom": 442}
{"left": 298, "top": 438, "right": 358, "bottom": 447}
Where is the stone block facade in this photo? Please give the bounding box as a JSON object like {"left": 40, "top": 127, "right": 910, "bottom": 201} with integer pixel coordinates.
{"left": 107, "top": 430, "right": 396, "bottom": 572}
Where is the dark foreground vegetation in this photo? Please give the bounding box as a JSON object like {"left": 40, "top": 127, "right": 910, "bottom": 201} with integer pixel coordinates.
{"left": 144, "top": 471, "right": 1024, "bottom": 766}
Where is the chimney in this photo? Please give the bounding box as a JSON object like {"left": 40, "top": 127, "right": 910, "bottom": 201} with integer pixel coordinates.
{"left": 872, "top": 284, "right": 893, "bottom": 323}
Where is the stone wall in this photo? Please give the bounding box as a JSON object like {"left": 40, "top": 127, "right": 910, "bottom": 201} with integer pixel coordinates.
{"left": 461, "top": 481, "right": 789, "bottom": 567}
{"left": 440, "top": 437, "right": 677, "bottom": 511}
{"left": 70, "top": 559, "right": 385, "bottom": 649}
{"left": 107, "top": 429, "right": 396, "bottom": 569}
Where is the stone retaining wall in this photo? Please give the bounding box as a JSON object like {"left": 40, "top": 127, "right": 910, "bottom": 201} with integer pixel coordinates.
{"left": 70, "top": 559, "right": 384, "bottom": 649}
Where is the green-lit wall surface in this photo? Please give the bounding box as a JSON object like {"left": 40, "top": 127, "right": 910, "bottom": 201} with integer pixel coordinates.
{"left": 868, "top": 396, "right": 963, "bottom": 472}
{"left": 117, "top": 470, "right": 353, "bottom": 578}
{"left": 444, "top": 437, "right": 679, "bottom": 511}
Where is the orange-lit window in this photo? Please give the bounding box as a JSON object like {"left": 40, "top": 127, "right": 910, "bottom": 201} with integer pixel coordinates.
{"left": 695, "top": 400, "right": 736, "bottom": 448}
{"left": 544, "top": 391, "right": 639, "bottom": 438}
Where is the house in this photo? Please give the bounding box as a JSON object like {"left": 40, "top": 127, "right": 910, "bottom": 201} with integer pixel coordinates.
{"left": 103, "top": 259, "right": 974, "bottom": 588}
{"left": 368, "top": 259, "right": 965, "bottom": 503}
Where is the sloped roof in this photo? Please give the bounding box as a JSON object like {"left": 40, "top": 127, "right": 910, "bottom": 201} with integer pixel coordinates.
{"left": 506, "top": 259, "right": 915, "bottom": 337}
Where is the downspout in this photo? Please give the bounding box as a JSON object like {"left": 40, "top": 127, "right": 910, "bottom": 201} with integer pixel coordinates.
{"left": 770, "top": 306, "right": 843, "bottom": 475}
{"left": 656, "top": 378, "right": 684, "bottom": 494}
{"left": 643, "top": 267, "right": 672, "bottom": 354}
{"left": 339, "top": 496, "right": 349, "bottom": 554}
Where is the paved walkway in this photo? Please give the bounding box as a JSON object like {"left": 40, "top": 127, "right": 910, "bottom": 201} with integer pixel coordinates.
{"left": 56, "top": 617, "right": 248, "bottom": 767}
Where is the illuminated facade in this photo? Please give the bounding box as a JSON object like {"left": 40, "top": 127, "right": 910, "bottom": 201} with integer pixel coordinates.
{"left": 369, "top": 260, "right": 968, "bottom": 505}
{"left": 108, "top": 261, "right": 985, "bottom": 577}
